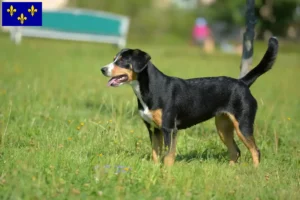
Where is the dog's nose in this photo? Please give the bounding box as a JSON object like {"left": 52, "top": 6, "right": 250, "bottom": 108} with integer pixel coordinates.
{"left": 101, "top": 67, "right": 108, "bottom": 74}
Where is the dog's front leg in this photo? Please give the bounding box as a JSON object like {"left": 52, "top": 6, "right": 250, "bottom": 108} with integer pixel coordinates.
{"left": 161, "top": 112, "right": 178, "bottom": 167}
{"left": 152, "top": 128, "right": 164, "bottom": 164}
{"left": 162, "top": 127, "right": 177, "bottom": 166}
{"left": 144, "top": 121, "right": 163, "bottom": 164}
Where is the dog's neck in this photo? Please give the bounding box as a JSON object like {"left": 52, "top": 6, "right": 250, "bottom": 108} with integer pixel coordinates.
{"left": 130, "top": 62, "right": 166, "bottom": 108}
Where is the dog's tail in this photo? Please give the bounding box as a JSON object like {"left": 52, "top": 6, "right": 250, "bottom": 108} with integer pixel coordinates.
{"left": 240, "top": 37, "right": 278, "bottom": 87}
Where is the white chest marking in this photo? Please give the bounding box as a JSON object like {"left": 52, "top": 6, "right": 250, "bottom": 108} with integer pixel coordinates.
{"left": 131, "top": 81, "right": 154, "bottom": 124}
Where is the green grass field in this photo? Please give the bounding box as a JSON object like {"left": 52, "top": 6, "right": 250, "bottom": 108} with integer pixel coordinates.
{"left": 0, "top": 34, "right": 300, "bottom": 200}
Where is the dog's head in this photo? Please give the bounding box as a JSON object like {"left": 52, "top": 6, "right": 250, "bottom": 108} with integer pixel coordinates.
{"left": 101, "top": 49, "right": 151, "bottom": 87}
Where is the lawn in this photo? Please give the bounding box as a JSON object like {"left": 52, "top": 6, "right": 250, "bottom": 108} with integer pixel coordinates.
{"left": 0, "top": 34, "right": 299, "bottom": 200}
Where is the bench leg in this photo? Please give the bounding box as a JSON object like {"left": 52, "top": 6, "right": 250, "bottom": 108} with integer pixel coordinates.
{"left": 10, "top": 27, "right": 22, "bottom": 45}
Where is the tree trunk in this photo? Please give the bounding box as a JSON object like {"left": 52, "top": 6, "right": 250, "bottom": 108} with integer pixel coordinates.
{"left": 239, "top": 0, "right": 256, "bottom": 78}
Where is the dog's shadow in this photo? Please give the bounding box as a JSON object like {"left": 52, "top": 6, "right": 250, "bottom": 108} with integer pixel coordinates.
{"left": 140, "top": 149, "right": 228, "bottom": 163}
{"left": 175, "top": 149, "right": 228, "bottom": 163}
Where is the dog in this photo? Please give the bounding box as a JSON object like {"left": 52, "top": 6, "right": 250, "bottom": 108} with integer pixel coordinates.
{"left": 101, "top": 37, "right": 278, "bottom": 167}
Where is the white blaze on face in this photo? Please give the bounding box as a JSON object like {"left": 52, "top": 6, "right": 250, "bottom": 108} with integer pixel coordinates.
{"left": 102, "top": 54, "right": 121, "bottom": 77}
{"left": 105, "top": 62, "right": 114, "bottom": 76}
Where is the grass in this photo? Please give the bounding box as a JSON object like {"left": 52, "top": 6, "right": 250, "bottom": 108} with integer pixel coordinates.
{"left": 0, "top": 33, "right": 300, "bottom": 200}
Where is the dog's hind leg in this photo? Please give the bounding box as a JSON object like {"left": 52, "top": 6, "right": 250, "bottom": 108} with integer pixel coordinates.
{"left": 227, "top": 113, "right": 260, "bottom": 167}
{"left": 215, "top": 114, "right": 241, "bottom": 165}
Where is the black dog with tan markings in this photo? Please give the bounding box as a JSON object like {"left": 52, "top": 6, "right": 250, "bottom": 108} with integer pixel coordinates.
{"left": 101, "top": 37, "right": 278, "bottom": 167}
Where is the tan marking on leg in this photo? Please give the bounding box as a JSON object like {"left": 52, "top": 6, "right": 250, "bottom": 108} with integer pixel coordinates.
{"left": 215, "top": 114, "right": 240, "bottom": 165}
{"left": 163, "top": 131, "right": 177, "bottom": 167}
{"left": 226, "top": 113, "right": 260, "bottom": 167}
{"left": 150, "top": 109, "right": 162, "bottom": 127}
{"left": 151, "top": 129, "right": 163, "bottom": 164}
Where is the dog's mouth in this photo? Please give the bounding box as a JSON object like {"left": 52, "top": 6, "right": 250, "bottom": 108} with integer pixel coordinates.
{"left": 107, "top": 74, "right": 129, "bottom": 87}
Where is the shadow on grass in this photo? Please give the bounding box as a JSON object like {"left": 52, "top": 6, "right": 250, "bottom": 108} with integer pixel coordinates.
{"left": 85, "top": 101, "right": 102, "bottom": 109}
{"left": 138, "top": 149, "right": 228, "bottom": 163}
{"left": 175, "top": 149, "right": 228, "bottom": 163}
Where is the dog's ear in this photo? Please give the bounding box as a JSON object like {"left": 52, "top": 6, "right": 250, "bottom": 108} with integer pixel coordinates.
{"left": 131, "top": 49, "right": 151, "bottom": 73}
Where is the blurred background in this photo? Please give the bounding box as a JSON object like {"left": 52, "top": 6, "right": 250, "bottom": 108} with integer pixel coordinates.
{"left": 69, "top": 0, "right": 300, "bottom": 40}
{"left": 1, "top": 0, "right": 300, "bottom": 51}
{"left": 1, "top": 1, "right": 300, "bottom": 199}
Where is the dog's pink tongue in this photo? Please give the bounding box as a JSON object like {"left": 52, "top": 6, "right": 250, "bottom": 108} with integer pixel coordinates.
{"left": 107, "top": 78, "right": 117, "bottom": 87}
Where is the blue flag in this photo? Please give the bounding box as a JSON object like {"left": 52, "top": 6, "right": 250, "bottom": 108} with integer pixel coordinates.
{"left": 2, "top": 2, "right": 42, "bottom": 26}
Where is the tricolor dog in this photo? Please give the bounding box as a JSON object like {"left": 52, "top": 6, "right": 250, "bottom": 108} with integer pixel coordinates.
{"left": 101, "top": 37, "right": 278, "bottom": 167}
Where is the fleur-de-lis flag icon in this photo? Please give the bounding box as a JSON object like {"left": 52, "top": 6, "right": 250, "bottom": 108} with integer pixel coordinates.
{"left": 2, "top": 2, "right": 42, "bottom": 26}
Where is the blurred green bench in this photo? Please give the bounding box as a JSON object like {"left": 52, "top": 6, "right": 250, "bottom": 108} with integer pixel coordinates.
{"left": 8, "top": 8, "right": 130, "bottom": 48}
